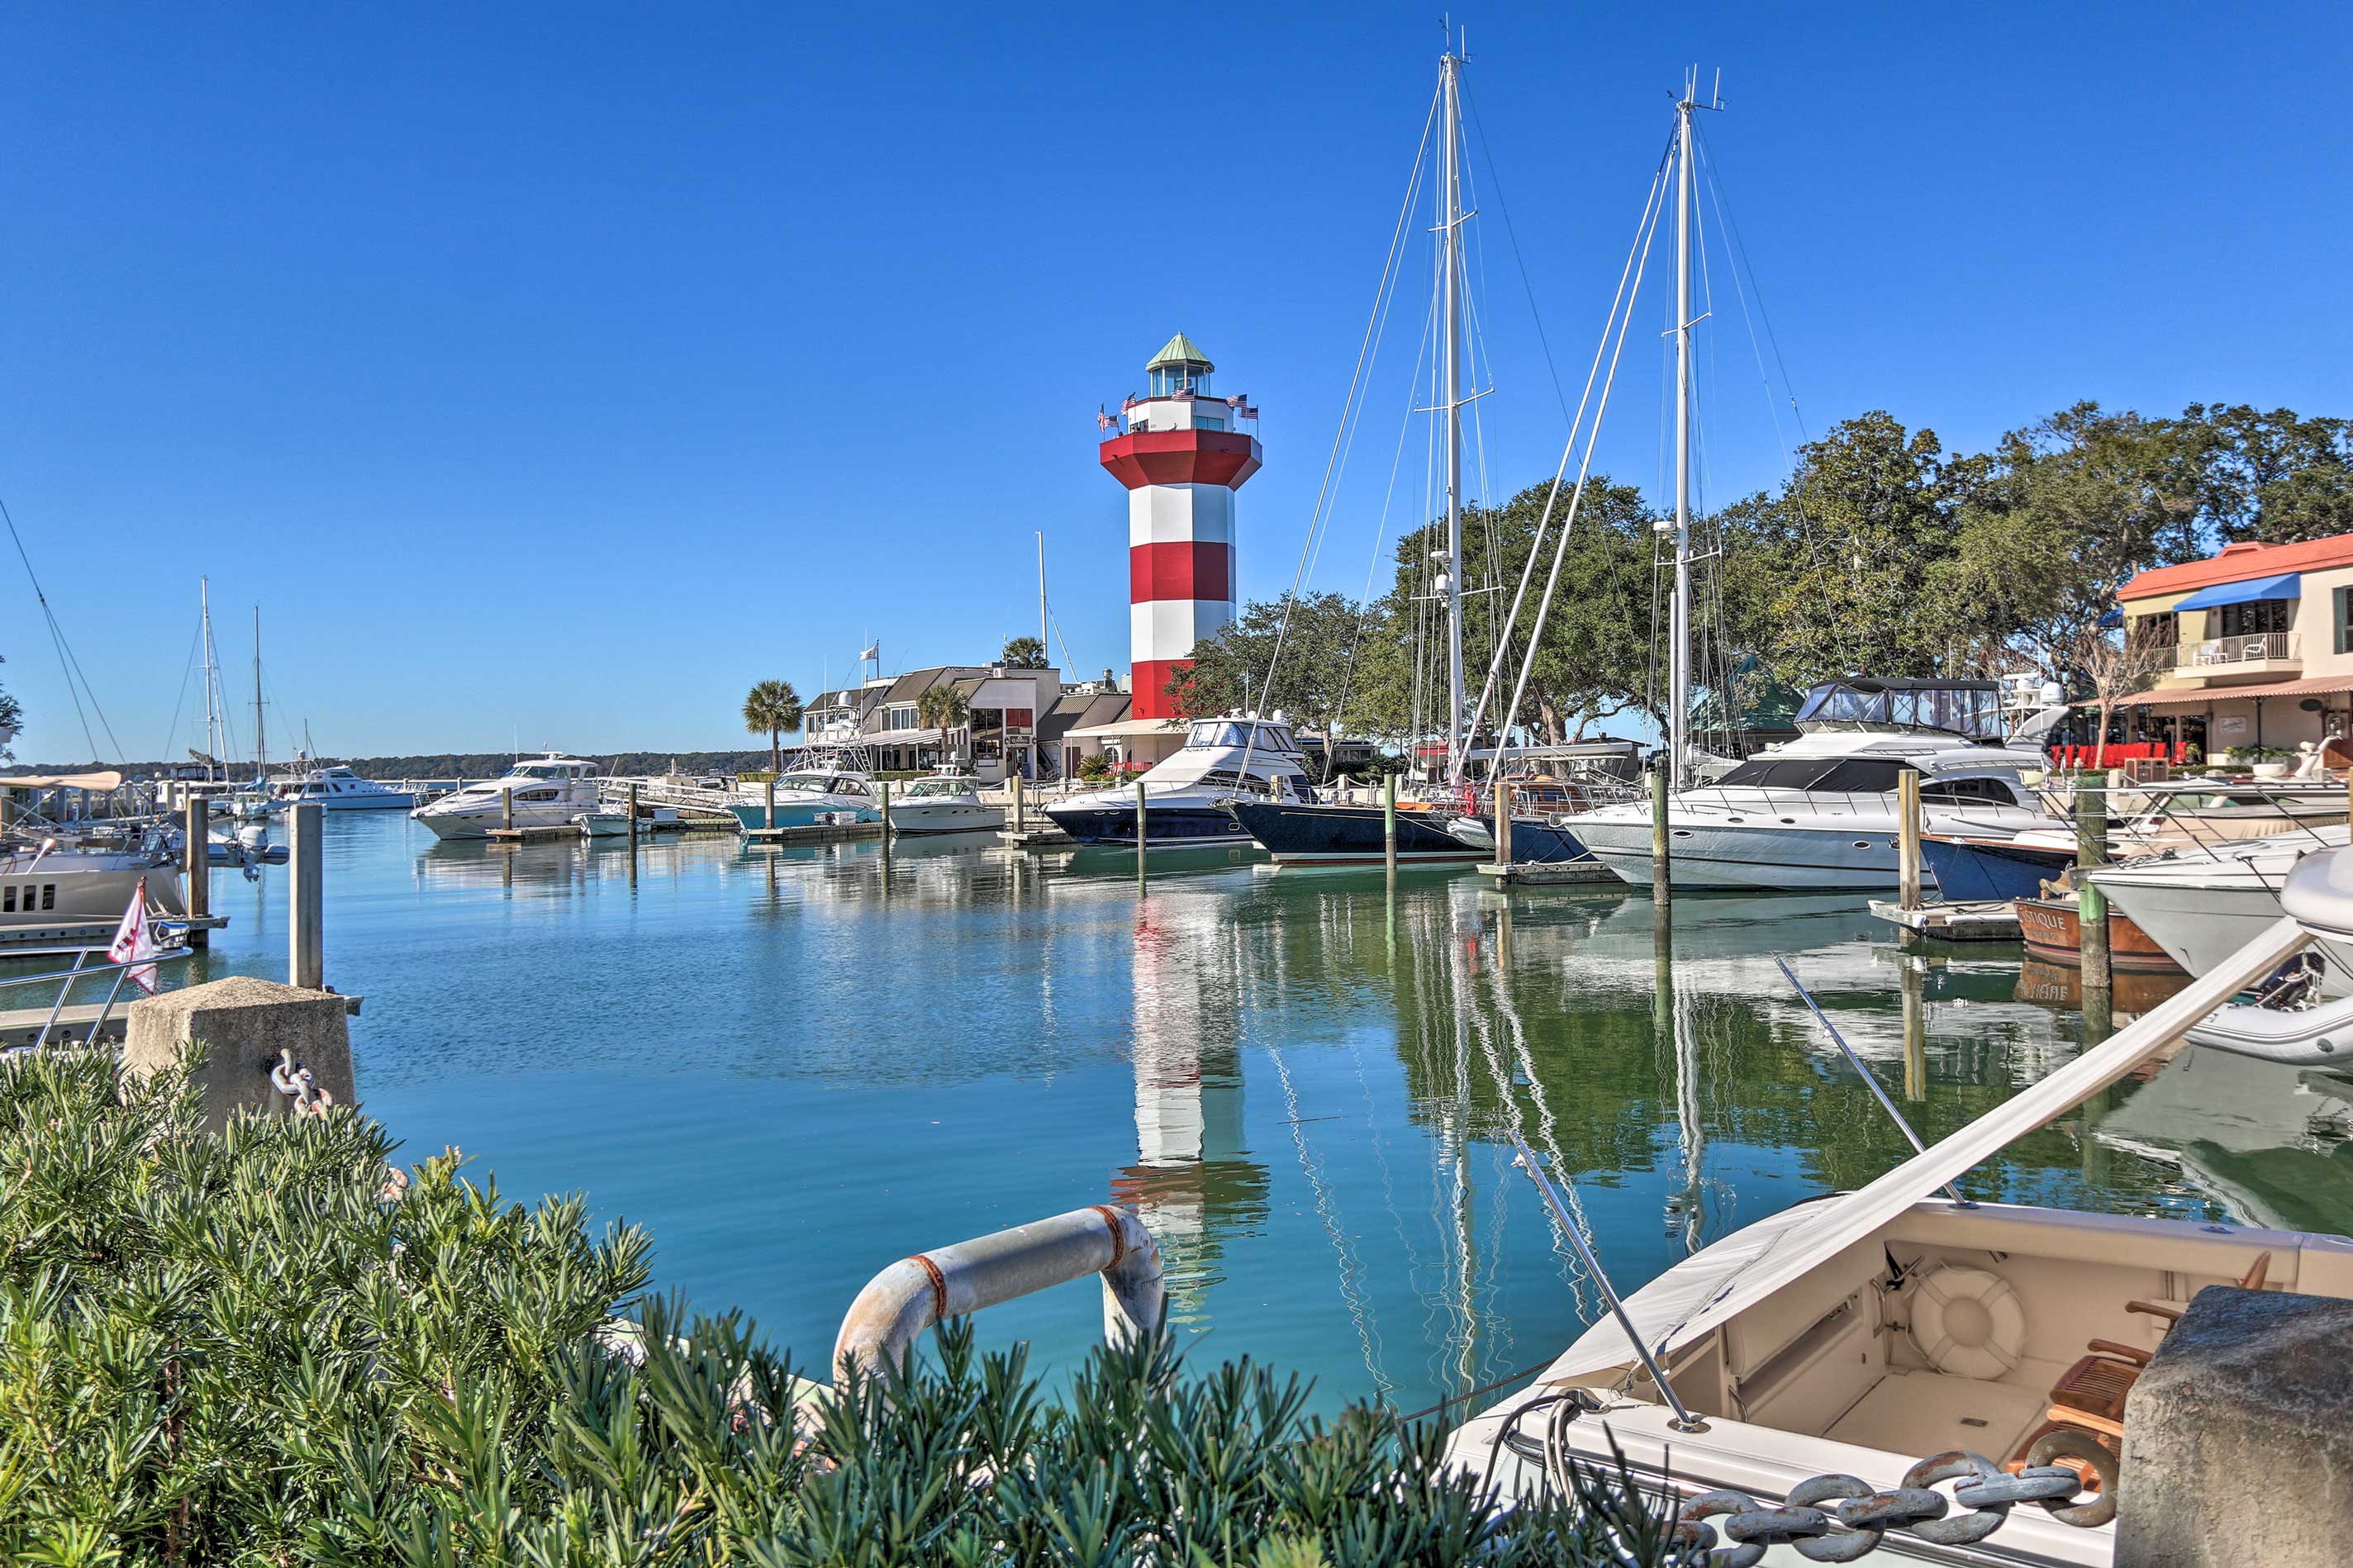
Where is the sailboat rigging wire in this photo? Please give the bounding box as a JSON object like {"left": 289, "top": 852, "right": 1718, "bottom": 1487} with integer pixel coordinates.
{"left": 1461, "top": 83, "right": 1571, "bottom": 422}
{"left": 1450, "top": 138, "right": 1675, "bottom": 777}
{"left": 1479, "top": 142, "right": 1676, "bottom": 772}
{"left": 0, "top": 494, "right": 124, "bottom": 762}
{"left": 160, "top": 623, "right": 202, "bottom": 772}
{"left": 1226, "top": 83, "right": 1439, "bottom": 798}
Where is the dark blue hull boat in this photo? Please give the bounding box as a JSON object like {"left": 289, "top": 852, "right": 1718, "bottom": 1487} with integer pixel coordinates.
{"left": 1229, "top": 801, "right": 1485, "bottom": 864}
{"left": 1919, "top": 834, "right": 2073, "bottom": 902}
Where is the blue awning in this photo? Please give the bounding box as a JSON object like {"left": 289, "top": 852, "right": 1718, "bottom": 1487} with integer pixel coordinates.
{"left": 2173, "top": 572, "right": 2301, "bottom": 611}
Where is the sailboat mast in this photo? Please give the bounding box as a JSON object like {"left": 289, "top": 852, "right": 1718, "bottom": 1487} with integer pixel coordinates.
{"left": 200, "top": 577, "right": 219, "bottom": 782}
{"left": 253, "top": 605, "right": 265, "bottom": 779}
{"left": 1440, "top": 45, "right": 1466, "bottom": 777}
{"left": 1667, "top": 78, "right": 1698, "bottom": 787}
{"left": 1036, "top": 530, "right": 1048, "bottom": 659}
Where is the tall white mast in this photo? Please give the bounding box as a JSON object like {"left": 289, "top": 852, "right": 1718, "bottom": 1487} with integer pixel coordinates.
{"left": 1667, "top": 74, "right": 1697, "bottom": 787}
{"left": 253, "top": 604, "right": 265, "bottom": 781}
{"left": 1439, "top": 42, "right": 1466, "bottom": 777}
{"left": 199, "top": 577, "right": 220, "bottom": 782}
{"left": 1036, "top": 530, "right": 1048, "bottom": 660}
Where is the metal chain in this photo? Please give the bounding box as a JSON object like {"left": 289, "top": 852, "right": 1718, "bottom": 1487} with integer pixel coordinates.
{"left": 1672, "top": 1447, "right": 2113, "bottom": 1566}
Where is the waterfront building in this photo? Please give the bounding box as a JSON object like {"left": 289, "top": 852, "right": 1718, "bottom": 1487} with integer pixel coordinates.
{"left": 1088, "top": 333, "right": 1261, "bottom": 771}
{"left": 804, "top": 663, "right": 1067, "bottom": 782}
{"left": 2110, "top": 530, "right": 2353, "bottom": 759}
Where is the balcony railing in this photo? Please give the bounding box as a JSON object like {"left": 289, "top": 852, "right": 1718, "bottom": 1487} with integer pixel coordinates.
{"left": 2174, "top": 631, "right": 2299, "bottom": 669}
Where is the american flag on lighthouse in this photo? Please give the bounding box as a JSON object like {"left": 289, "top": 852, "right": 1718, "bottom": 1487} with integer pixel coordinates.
{"left": 109, "top": 879, "right": 160, "bottom": 995}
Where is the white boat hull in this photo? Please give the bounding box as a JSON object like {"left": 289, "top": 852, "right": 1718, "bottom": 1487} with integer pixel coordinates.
{"left": 413, "top": 795, "right": 601, "bottom": 839}
{"left": 887, "top": 801, "right": 1004, "bottom": 836}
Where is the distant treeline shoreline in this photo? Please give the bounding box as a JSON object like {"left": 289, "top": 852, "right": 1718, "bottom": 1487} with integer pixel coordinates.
{"left": 16, "top": 750, "right": 779, "bottom": 781}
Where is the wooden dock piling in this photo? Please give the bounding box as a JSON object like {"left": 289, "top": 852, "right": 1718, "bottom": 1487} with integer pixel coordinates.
{"left": 1650, "top": 765, "right": 1671, "bottom": 909}
{"left": 2076, "top": 775, "right": 2112, "bottom": 994}
{"left": 1897, "top": 770, "right": 1923, "bottom": 911}
{"left": 182, "top": 793, "right": 208, "bottom": 948}
{"left": 1382, "top": 772, "right": 1397, "bottom": 873}
{"left": 289, "top": 803, "right": 323, "bottom": 990}
{"left": 1493, "top": 774, "right": 1514, "bottom": 868}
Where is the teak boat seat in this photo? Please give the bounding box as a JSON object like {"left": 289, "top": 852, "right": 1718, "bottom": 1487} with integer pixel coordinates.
{"left": 2013, "top": 1251, "right": 2273, "bottom": 1474}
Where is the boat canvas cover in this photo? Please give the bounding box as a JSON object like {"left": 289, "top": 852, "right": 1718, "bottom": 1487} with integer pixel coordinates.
{"left": 1543, "top": 915, "right": 2313, "bottom": 1385}
{"left": 0, "top": 771, "right": 124, "bottom": 791}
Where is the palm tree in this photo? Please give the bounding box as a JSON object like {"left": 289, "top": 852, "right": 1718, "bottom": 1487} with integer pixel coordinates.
{"left": 999, "top": 635, "right": 1047, "bottom": 668}
{"left": 917, "top": 682, "right": 972, "bottom": 763}
{"left": 742, "top": 679, "right": 804, "bottom": 777}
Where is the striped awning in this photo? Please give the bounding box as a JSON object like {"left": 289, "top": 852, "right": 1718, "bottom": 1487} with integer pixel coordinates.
{"left": 2096, "top": 675, "right": 2353, "bottom": 710}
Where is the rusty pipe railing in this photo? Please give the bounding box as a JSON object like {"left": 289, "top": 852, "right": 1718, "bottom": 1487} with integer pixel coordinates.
{"left": 833, "top": 1205, "right": 1163, "bottom": 1383}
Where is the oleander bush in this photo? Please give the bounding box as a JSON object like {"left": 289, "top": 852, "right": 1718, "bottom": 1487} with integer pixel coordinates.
{"left": 0, "top": 1046, "right": 1696, "bottom": 1566}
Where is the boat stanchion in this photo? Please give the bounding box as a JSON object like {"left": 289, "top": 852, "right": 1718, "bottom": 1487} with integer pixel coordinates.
{"left": 1504, "top": 1129, "right": 1707, "bottom": 1433}
{"left": 183, "top": 793, "right": 209, "bottom": 949}
{"left": 1775, "top": 956, "right": 1969, "bottom": 1205}
{"left": 2076, "top": 775, "right": 2112, "bottom": 995}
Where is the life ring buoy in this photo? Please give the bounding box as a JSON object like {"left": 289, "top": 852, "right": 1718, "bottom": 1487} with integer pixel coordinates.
{"left": 1911, "top": 1265, "right": 2026, "bottom": 1380}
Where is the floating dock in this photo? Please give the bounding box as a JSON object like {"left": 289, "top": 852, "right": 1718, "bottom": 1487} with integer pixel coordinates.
{"left": 1866, "top": 898, "right": 2023, "bottom": 941}
{"left": 744, "top": 820, "right": 883, "bottom": 846}
{"left": 997, "top": 824, "right": 1077, "bottom": 848}
{"left": 1476, "top": 859, "right": 1621, "bottom": 886}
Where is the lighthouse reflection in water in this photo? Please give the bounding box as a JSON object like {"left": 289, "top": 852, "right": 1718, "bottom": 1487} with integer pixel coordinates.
{"left": 195, "top": 815, "right": 2353, "bottom": 1417}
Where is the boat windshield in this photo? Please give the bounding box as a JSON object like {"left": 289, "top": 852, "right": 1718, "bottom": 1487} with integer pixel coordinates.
{"left": 1714, "top": 758, "right": 1918, "bottom": 793}
{"left": 904, "top": 779, "right": 967, "bottom": 798}
{"left": 1794, "top": 681, "right": 2004, "bottom": 740}
{"left": 1186, "top": 721, "right": 1298, "bottom": 754}
{"left": 774, "top": 773, "right": 831, "bottom": 793}
{"left": 515, "top": 761, "right": 589, "bottom": 779}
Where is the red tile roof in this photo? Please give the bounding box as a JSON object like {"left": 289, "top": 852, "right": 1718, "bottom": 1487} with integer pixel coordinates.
{"left": 2120, "top": 531, "right": 2353, "bottom": 601}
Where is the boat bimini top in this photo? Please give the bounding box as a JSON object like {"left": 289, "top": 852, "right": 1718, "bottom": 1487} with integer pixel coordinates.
{"left": 1794, "top": 678, "right": 2005, "bottom": 743}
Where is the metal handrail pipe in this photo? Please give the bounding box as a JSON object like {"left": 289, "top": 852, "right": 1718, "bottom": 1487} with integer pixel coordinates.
{"left": 0, "top": 948, "right": 194, "bottom": 992}
{"left": 833, "top": 1205, "right": 1163, "bottom": 1384}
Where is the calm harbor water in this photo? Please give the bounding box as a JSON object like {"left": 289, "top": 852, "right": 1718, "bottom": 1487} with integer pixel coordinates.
{"left": 103, "top": 813, "right": 2353, "bottom": 1413}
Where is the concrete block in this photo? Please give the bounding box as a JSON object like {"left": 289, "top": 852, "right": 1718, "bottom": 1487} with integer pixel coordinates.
{"left": 122, "top": 976, "right": 355, "bottom": 1133}
{"left": 2118, "top": 1285, "right": 2353, "bottom": 1567}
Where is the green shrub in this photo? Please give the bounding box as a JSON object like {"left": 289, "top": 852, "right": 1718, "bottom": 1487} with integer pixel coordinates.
{"left": 0, "top": 1047, "right": 1696, "bottom": 1566}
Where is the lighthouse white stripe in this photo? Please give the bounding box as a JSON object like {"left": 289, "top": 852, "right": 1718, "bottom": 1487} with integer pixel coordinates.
{"left": 1128, "top": 485, "right": 1236, "bottom": 548}
{"left": 1132, "top": 598, "right": 1235, "bottom": 663}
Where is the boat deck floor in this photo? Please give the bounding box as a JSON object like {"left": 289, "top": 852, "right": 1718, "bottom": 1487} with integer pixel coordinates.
{"left": 1823, "top": 1369, "right": 2048, "bottom": 1462}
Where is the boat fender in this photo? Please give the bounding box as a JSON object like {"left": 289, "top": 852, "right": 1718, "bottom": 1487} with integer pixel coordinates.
{"left": 1909, "top": 1265, "right": 2025, "bottom": 1380}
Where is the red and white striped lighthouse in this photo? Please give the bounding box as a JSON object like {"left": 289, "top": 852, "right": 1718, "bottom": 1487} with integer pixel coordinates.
{"left": 1099, "top": 334, "right": 1261, "bottom": 720}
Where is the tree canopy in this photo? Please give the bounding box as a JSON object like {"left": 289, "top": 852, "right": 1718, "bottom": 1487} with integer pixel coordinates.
{"left": 1162, "top": 397, "right": 2352, "bottom": 739}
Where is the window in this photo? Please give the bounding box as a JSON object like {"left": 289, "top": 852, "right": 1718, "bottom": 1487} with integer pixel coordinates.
{"left": 2218, "top": 598, "right": 2289, "bottom": 638}
{"left": 2337, "top": 587, "right": 2353, "bottom": 654}
{"left": 1922, "top": 776, "right": 2019, "bottom": 805}
{"left": 3, "top": 886, "right": 14, "bottom": 912}
{"left": 1196, "top": 413, "right": 1225, "bottom": 431}
{"left": 41, "top": 885, "right": 54, "bottom": 910}
{"left": 1718, "top": 759, "right": 1835, "bottom": 789}
{"left": 2128, "top": 610, "right": 2178, "bottom": 656}
{"left": 518, "top": 788, "right": 559, "bottom": 802}
{"left": 1811, "top": 759, "right": 1912, "bottom": 794}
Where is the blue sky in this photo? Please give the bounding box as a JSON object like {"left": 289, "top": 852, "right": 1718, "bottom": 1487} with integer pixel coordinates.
{"left": 2, "top": 3, "right": 2345, "bottom": 762}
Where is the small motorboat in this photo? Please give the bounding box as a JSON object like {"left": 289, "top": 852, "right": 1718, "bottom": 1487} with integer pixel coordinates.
{"left": 886, "top": 771, "right": 1002, "bottom": 836}
{"left": 2184, "top": 851, "right": 2353, "bottom": 1067}
{"left": 2014, "top": 896, "right": 2186, "bottom": 974}
{"left": 573, "top": 811, "right": 634, "bottom": 839}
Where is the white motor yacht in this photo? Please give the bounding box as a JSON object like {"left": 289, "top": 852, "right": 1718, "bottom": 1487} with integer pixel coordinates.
{"left": 0, "top": 836, "right": 187, "bottom": 935}
{"left": 410, "top": 754, "right": 602, "bottom": 840}
{"left": 885, "top": 771, "right": 1002, "bottom": 837}
{"left": 1567, "top": 679, "right": 2053, "bottom": 891}
{"left": 1447, "top": 887, "right": 2353, "bottom": 1563}
{"left": 1043, "top": 715, "right": 1314, "bottom": 846}
{"left": 272, "top": 764, "right": 416, "bottom": 811}
{"left": 727, "top": 770, "right": 882, "bottom": 830}
{"left": 2092, "top": 822, "right": 2351, "bottom": 995}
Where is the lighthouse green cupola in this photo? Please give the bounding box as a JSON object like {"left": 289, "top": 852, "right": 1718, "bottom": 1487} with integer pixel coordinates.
{"left": 1146, "top": 332, "right": 1215, "bottom": 397}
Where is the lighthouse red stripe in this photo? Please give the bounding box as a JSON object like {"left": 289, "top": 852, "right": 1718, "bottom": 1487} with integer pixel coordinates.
{"left": 1131, "top": 658, "right": 1194, "bottom": 720}
{"left": 1129, "top": 541, "right": 1232, "bottom": 604}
